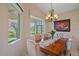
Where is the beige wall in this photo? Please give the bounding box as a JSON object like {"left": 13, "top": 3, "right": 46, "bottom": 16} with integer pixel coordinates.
{"left": 0, "top": 3, "right": 45, "bottom": 56}
{"left": 0, "top": 3, "right": 27, "bottom": 56}
{"left": 59, "top": 9, "right": 79, "bottom": 38}
{"left": 45, "top": 9, "right": 79, "bottom": 55}
{"left": 45, "top": 21, "right": 53, "bottom": 32}
{"left": 23, "top": 3, "right": 45, "bottom": 56}
{"left": 59, "top": 9, "right": 79, "bottom": 55}
{"left": 23, "top": 3, "right": 45, "bottom": 39}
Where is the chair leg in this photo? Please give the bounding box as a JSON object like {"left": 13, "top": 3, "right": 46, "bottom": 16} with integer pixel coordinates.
{"left": 70, "top": 53, "right": 71, "bottom": 56}
{"left": 64, "top": 49, "right": 67, "bottom": 56}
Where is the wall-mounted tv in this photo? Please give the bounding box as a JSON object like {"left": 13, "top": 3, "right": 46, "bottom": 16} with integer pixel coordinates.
{"left": 54, "top": 19, "right": 70, "bottom": 32}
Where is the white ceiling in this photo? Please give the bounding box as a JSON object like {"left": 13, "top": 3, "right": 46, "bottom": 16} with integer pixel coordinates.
{"left": 33, "top": 3, "right": 79, "bottom": 15}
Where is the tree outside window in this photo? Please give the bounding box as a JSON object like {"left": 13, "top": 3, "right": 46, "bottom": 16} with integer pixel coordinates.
{"left": 30, "top": 18, "right": 45, "bottom": 39}
{"left": 8, "top": 4, "right": 20, "bottom": 43}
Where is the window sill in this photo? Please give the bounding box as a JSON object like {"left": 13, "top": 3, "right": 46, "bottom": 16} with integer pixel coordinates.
{"left": 8, "top": 39, "right": 21, "bottom": 45}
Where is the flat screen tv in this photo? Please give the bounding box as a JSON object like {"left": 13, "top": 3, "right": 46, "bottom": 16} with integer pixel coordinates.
{"left": 54, "top": 19, "right": 70, "bottom": 32}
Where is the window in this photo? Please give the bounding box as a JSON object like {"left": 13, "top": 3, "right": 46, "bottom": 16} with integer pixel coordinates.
{"left": 30, "top": 16, "right": 45, "bottom": 39}
{"left": 36, "top": 21, "right": 44, "bottom": 34}
{"left": 8, "top": 4, "right": 21, "bottom": 43}
{"left": 30, "top": 22, "right": 36, "bottom": 37}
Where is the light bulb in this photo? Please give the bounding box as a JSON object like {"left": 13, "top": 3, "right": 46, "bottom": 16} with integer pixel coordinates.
{"left": 54, "top": 14, "right": 58, "bottom": 19}
{"left": 47, "top": 14, "right": 51, "bottom": 17}
{"left": 46, "top": 16, "right": 48, "bottom": 19}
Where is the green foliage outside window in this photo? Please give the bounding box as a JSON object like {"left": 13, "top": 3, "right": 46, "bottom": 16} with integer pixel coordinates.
{"left": 30, "top": 19, "right": 44, "bottom": 38}
{"left": 8, "top": 4, "right": 20, "bottom": 43}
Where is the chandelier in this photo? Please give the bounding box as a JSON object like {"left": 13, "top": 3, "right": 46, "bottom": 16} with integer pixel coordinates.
{"left": 45, "top": 3, "right": 58, "bottom": 22}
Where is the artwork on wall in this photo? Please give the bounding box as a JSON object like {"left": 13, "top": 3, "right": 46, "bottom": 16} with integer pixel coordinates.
{"left": 54, "top": 19, "right": 70, "bottom": 32}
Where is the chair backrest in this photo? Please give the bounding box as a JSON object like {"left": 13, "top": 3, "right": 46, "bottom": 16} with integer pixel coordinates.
{"left": 35, "top": 34, "right": 42, "bottom": 43}
{"left": 27, "top": 39, "right": 36, "bottom": 56}
{"left": 44, "top": 33, "right": 51, "bottom": 40}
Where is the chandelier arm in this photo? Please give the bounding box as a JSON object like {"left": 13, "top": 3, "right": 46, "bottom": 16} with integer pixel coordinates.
{"left": 45, "top": 2, "right": 58, "bottom": 22}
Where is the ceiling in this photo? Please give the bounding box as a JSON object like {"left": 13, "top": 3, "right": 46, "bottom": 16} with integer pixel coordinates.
{"left": 33, "top": 3, "right": 79, "bottom": 15}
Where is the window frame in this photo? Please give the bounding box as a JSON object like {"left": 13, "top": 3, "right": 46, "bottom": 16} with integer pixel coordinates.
{"left": 30, "top": 16, "right": 45, "bottom": 39}
{"left": 8, "top": 3, "right": 23, "bottom": 44}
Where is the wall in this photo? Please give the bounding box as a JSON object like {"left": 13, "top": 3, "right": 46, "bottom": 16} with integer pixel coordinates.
{"left": 23, "top": 3, "right": 45, "bottom": 56}
{"left": 0, "top": 3, "right": 27, "bottom": 56}
{"left": 23, "top": 3, "right": 45, "bottom": 39}
{"left": 0, "top": 3, "right": 45, "bottom": 56}
{"left": 45, "top": 9, "right": 79, "bottom": 55}
{"left": 59, "top": 9, "right": 79, "bottom": 55}
{"left": 1, "top": 3, "right": 79, "bottom": 56}
{"left": 45, "top": 21, "right": 53, "bottom": 32}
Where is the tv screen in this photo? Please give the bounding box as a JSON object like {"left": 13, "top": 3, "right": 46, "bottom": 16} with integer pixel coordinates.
{"left": 54, "top": 19, "right": 70, "bottom": 32}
